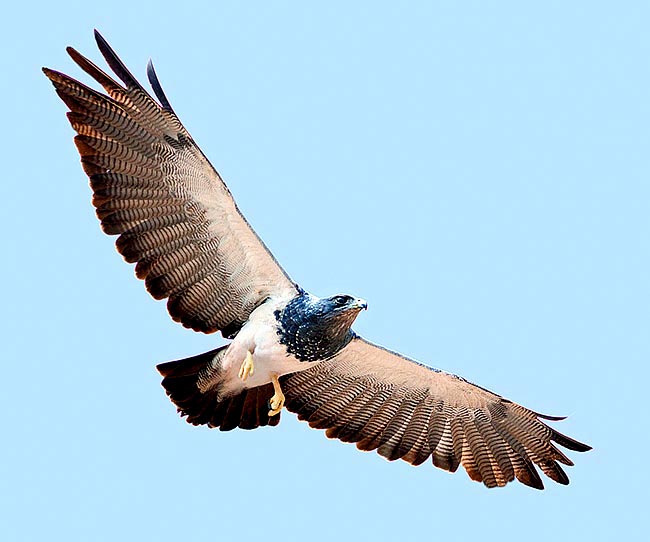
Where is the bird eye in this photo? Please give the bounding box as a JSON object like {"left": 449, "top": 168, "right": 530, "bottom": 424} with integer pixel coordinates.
{"left": 333, "top": 295, "right": 349, "bottom": 306}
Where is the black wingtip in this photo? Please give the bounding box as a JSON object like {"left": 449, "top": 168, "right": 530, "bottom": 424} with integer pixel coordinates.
{"left": 535, "top": 412, "right": 567, "bottom": 422}
{"left": 93, "top": 29, "right": 108, "bottom": 52}
{"left": 532, "top": 410, "right": 592, "bottom": 452}
{"left": 93, "top": 29, "right": 145, "bottom": 92}
{"left": 517, "top": 465, "right": 545, "bottom": 490}
{"left": 551, "top": 428, "right": 592, "bottom": 452}
{"left": 93, "top": 29, "right": 109, "bottom": 51}
{"left": 147, "top": 59, "right": 175, "bottom": 112}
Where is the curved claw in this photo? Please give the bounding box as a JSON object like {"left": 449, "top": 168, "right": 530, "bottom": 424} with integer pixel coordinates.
{"left": 238, "top": 351, "right": 255, "bottom": 381}
{"left": 268, "top": 374, "right": 285, "bottom": 416}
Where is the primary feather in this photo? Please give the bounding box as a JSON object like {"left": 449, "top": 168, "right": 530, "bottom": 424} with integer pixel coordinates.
{"left": 280, "top": 338, "right": 590, "bottom": 489}
{"left": 44, "top": 30, "right": 296, "bottom": 338}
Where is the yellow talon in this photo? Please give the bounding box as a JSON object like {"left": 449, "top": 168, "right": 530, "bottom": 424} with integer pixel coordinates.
{"left": 268, "top": 373, "right": 285, "bottom": 416}
{"left": 238, "top": 351, "right": 255, "bottom": 381}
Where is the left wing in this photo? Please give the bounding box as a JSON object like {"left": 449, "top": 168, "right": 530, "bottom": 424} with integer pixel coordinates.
{"left": 43, "top": 31, "right": 297, "bottom": 338}
{"left": 280, "top": 337, "right": 591, "bottom": 489}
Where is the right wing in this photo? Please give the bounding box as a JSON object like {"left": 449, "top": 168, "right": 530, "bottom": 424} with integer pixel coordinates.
{"left": 43, "top": 31, "right": 297, "bottom": 337}
{"left": 281, "top": 337, "right": 591, "bottom": 489}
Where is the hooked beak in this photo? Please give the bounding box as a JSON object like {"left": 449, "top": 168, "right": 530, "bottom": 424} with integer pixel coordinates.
{"left": 352, "top": 298, "right": 368, "bottom": 310}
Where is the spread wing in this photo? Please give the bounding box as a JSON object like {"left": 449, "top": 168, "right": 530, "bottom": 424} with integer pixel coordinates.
{"left": 281, "top": 337, "right": 591, "bottom": 489}
{"left": 43, "top": 31, "right": 296, "bottom": 337}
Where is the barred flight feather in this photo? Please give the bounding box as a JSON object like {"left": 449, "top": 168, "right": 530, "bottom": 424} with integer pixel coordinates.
{"left": 43, "top": 31, "right": 296, "bottom": 337}
{"left": 355, "top": 394, "right": 406, "bottom": 452}
{"left": 307, "top": 381, "right": 365, "bottom": 430}
{"left": 337, "top": 388, "right": 393, "bottom": 444}
{"left": 324, "top": 389, "right": 376, "bottom": 440}
{"left": 476, "top": 417, "right": 516, "bottom": 485}
{"left": 281, "top": 336, "right": 590, "bottom": 489}
{"left": 377, "top": 395, "right": 421, "bottom": 461}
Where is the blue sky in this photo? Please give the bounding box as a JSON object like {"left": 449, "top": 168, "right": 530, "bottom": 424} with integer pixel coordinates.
{"left": 2, "top": 1, "right": 647, "bottom": 540}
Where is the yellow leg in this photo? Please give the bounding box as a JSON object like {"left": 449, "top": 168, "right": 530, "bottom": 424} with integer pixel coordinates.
{"left": 268, "top": 373, "right": 285, "bottom": 416}
{"left": 238, "top": 351, "right": 255, "bottom": 381}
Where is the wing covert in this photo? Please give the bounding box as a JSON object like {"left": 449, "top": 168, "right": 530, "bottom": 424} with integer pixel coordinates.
{"left": 44, "top": 31, "right": 297, "bottom": 336}
{"left": 281, "top": 337, "right": 591, "bottom": 489}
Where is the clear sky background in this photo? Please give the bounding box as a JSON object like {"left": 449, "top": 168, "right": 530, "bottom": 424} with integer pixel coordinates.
{"left": 1, "top": 2, "right": 648, "bottom": 541}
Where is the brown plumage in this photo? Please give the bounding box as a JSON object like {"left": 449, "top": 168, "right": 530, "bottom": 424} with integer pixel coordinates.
{"left": 44, "top": 31, "right": 590, "bottom": 490}
{"left": 280, "top": 338, "right": 590, "bottom": 489}
{"left": 43, "top": 31, "right": 296, "bottom": 338}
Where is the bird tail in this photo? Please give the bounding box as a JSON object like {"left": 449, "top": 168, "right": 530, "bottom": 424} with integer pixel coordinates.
{"left": 157, "top": 347, "right": 280, "bottom": 430}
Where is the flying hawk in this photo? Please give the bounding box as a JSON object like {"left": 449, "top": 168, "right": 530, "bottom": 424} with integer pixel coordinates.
{"left": 44, "top": 30, "right": 591, "bottom": 490}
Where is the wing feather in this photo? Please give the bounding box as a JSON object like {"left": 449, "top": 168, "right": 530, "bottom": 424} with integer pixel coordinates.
{"left": 474, "top": 411, "right": 516, "bottom": 486}
{"left": 398, "top": 401, "right": 433, "bottom": 466}
{"left": 355, "top": 393, "right": 406, "bottom": 452}
{"left": 324, "top": 388, "right": 376, "bottom": 441}
{"left": 307, "top": 380, "right": 367, "bottom": 430}
{"left": 337, "top": 388, "right": 393, "bottom": 444}
{"left": 44, "top": 31, "right": 296, "bottom": 336}
{"left": 377, "top": 394, "right": 424, "bottom": 461}
{"left": 281, "top": 336, "right": 591, "bottom": 489}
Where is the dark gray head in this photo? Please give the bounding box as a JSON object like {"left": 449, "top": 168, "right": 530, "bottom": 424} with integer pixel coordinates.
{"left": 275, "top": 293, "right": 368, "bottom": 362}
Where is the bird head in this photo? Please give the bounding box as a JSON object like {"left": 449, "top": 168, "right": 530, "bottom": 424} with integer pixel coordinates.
{"left": 275, "top": 293, "right": 368, "bottom": 361}
{"left": 315, "top": 294, "right": 368, "bottom": 336}
{"left": 323, "top": 294, "right": 368, "bottom": 316}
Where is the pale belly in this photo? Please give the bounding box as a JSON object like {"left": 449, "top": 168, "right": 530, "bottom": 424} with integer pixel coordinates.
{"left": 217, "top": 300, "right": 318, "bottom": 396}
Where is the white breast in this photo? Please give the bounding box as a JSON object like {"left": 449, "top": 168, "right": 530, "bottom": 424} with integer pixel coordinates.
{"left": 218, "top": 296, "right": 318, "bottom": 396}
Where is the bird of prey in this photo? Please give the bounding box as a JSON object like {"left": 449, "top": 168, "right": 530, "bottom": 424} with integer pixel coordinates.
{"left": 44, "top": 30, "right": 591, "bottom": 490}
